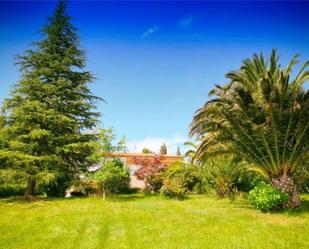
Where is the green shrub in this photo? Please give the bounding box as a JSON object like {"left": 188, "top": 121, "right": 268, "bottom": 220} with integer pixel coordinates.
{"left": 118, "top": 187, "right": 140, "bottom": 194}
{"left": 235, "top": 171, "right": 263, "bottom": 192}
{"left": 0, "top": 169, "right": 27, "bottom": 197}
{"left": 68, "top": 179, "right": 101, "bottom": 196}
{"left": 204, "top": 156, "right": 247, "bottom": 199}
{"left": 0, "top": 169, "right": 28, "bottom": 185}
{"left": 162, "top": 161, "right": 203, "bottom": 194}
{"left": 92, "top": 158, "right": 130, "bottom": 196}
{"left": 36, "top": 172, "right": 74, "bottom": 197}
{"left": 0, "top": 184, "right": 25, "bottom": 197}
{"left": 161, "top": 178, "right": 187, "bottom": 200}
{"left": 248, "top": 182, "right": 288, "bottom": 212}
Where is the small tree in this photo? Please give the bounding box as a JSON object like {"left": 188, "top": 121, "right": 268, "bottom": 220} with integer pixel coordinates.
{"left": 93, "top": 159, "right": 130, "bottom": 199}
{"left": 160, "top": 143, "right": 167, "bottom": 155}
{"left": 133, "top": 155, "right": 167, "bottom": 192}
{"left": 94, "top": 127, "right": 127, "bottom": 159}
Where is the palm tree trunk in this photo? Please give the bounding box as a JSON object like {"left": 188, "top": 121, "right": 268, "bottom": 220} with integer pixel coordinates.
{"left": 270, "top": 174, "right": 300, "bottom": 209}
{"left": 24, "top": 176, "right": 36, "bottom": 199}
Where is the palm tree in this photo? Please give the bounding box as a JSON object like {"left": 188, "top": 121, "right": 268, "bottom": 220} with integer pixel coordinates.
{"left": 190, "top": 50, "right": 309, "bottom": 208}
{"left": 207, "top": 156, "right": 247, "bottom": 199}
{"left": 183, "top": 141, "right": 198, "bottom": 163}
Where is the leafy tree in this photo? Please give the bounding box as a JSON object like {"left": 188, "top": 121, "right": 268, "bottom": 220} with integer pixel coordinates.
{"left": 86, "top": 128, "right": 128, "bottom": 198}
{"left": 133, "top": 155, "right": 167, "bottom": 192}
{"left": 160, "top": 143, "right": 167, "bottom": 155}
{"left": 0, "top": 1, "right": 101, "bottom": 198}
{"left": 94, "top": 127, "right": 127, "bottom": 159}
{"left": 93, "top": 158, "right": 130, "bottom": 199}
{"left": 190, "top": 50, "right": 309, "bottom": 208}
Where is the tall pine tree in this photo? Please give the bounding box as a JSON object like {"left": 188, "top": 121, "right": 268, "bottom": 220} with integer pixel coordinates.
{"left": 160, "top": 143, "right": 167, "bottom": 155}
{"left": 176, "top": 147, "right": 181, "bottom": 156}
{"left": 0, "top": 1, "right": 101, "bottom": 197}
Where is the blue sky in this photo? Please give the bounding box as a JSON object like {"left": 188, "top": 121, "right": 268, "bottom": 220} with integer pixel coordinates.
{"left": 0, "top": 1, "right": 309, "bottom": 154}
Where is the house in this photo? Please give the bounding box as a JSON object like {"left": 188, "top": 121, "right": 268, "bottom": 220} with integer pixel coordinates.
{"left": 110, "top": 152, "right": 183, "bottom": 188}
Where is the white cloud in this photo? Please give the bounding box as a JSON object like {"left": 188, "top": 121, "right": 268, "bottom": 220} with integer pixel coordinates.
{"left": 140, "top": 25, "right": 159, "bottom": 39}
{"left": 178, "top": 15, "right": 194, "bottom": 28}
{"left": 127, "top": 134, "right": 187, "bottom": 155}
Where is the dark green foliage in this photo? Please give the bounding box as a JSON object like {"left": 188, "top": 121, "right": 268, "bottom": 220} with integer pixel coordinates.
{"left": 248, "top": 182, "right": 288, "bottom": 212}
{"left": 37, "top": 172, "right": 75, "bottom": 196}
{"left": 176, "top": 147, "right": 181, "bottom": 156}
{"left": 0, "top": 1, "right": 100, "bottom": 196}
{"left": 235, "top": 170, "right": 263, "bottom": 192}
{"left": 120, "top": 187, "right": 140, "bottom": 194}
{"left": 0, "top": 185, "right": 25, "bottom": 197}
{"left": 294, "top": 164, "right": 309, "bottom": 193}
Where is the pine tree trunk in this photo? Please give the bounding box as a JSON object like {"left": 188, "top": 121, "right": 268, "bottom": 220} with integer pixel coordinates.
{"left": 24, "top": 176, "right": 36, "bottom": 199}
{"left": 270, "top": 174, "right": 301, "bottom": 209}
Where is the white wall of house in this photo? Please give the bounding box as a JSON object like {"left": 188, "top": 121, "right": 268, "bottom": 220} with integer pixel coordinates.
{"left": 126, "top": 164, "right": 145, "bottom": 189}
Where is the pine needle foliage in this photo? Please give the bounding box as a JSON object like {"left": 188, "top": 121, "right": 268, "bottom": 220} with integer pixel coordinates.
{"left": 0, "top": 1, "right": 101, "bottom": 196}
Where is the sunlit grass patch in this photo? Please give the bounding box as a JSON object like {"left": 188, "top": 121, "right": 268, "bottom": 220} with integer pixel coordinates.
{"left": 0, "top": 194, "right": 308, "bottom": 249}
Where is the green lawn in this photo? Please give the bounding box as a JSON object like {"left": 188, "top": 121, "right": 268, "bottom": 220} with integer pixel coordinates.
{"left": 0, "top": 194, "right": 308, "bottom": 249}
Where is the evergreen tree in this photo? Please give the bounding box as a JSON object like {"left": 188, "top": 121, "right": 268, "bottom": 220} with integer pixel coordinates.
{"left": 160, "top": 143, "right": 167, "bottom": 155}
{"left": 142, "top": 148, "right": 153, "bottom": 154}
{"left": 176, "top": 147, "right": 181, "bottom": 156}
{"left": 0, "top": 1, "right": 101, "bottom": 197}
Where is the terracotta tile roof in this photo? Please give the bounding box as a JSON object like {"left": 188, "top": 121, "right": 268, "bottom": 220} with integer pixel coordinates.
{"left": 109, "top": 152, "right": 182, "bottom": 165}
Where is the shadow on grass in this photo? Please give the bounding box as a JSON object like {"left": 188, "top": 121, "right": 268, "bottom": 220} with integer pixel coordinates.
{"left": 1, "top": 194, "right": 148, "bottom": 203}
{"left": 235, "top": 198, "right": 309, "bottom": 216}
{"left": 107, "top": 194, "right": 148, "bottom": 202}
{"left": 3, "top": 196, "right": 54, "bottom": 204}
{"left": 212, "top": 194, "right": 309, "bottom": 216}
{"left": 283, "top": 199, "right": 309, "bottom": 216}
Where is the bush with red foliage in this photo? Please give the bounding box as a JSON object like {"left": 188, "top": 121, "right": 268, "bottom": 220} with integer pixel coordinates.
{"left": 133, "top": 155, "right": 167, "bottom": 192}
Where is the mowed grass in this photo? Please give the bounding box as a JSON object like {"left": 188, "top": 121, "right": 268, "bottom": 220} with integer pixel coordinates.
{"left": 0, "top": 194, "right": 308, "bottom": 249}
